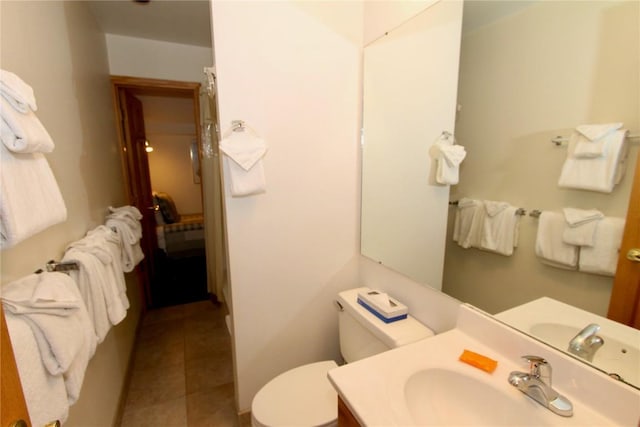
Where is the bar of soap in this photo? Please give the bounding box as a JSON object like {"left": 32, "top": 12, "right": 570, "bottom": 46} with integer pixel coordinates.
{"left": 459, "top": 349, "right": 498, "bottom": 373}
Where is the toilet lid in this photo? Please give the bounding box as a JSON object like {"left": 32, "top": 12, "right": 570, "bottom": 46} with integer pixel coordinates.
{"left": 252, "top": 360, "right": 338, "bottom": 427}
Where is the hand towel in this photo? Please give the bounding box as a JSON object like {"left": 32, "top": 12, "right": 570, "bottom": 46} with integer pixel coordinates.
{"left": 0, "top": 143, "right": 67, "bottom": 248}
{"left": 434, "top": 143, "right": 466, "bottom": 185}
{"left": 579, "top": 217, "right": 625, "bottom": 276}
{"left": 558, "top": 129, "right": 628, "bottom": 193}
{"left": 105, "top": 217, "right": 144, "bottom": 273}
{"left": 480, "top": 202, "right": 520, "bottom": 256}
{"left": 562, "top": 207, "right": 604, "bottom": 247}
{"left": 1, "top": 273, "right": 95, "bottom": 377}
{"left": 0, "top": 69, "right": 37, "bottom": 113}
{"left": 5, "top": 311, "right": 69, "bottom": 426}
{"left": 0, "top": 96, "right": 55, "bottom": 153}
{"left": 572, "top": 123, "right": 623, "bottom": 158}
{"left": 535, "top": 211, "right": 579, "bottom": 269}
{"left": 219, "top": 131, "right": 267, "bottom": 197}
{"left": 453, "top": 199, "right": 484, "bottom": 248}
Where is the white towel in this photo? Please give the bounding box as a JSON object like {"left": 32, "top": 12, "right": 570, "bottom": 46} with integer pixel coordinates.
{"left": 0, "top": 96, "right": 54, "bottom": 153}
{"left": 480, "top": 202, "right": 520, "bottom": 256}
{"left": 535, "top": 211, "right": 579, "bottom": 269}
{"left": 105, "top": 217, "right": 144, "bottom": 273}
{"left": 579, "top": 217, "right": 625, "bottom": 276}
{"left": 572, "top": 123, "right": 623, "bottom": 158}
{"left": 453, "top": 199, "right": 484, "bottom": 249}
{"left": 562, "top": 208, "right": 604, "bottom": 247}
{"left": 219, "top": 131, "right": 267, "bottom": 197}
{"left": 0, "top": 69, "right": 37, "bottom": 113}
{"left": 0, "top": 143, "right": 67, "bottom": 248}
{"left": 558, "top": 129, "right": 628, "bottom": 193}
{"left": 5, "top": 311, "right": 69, "bottom": 426}
{"left": 1, "top": 273, "right": 96, "bottom": 380}
{"left": 434, "top": 143, "right": 466, "bottom": 185}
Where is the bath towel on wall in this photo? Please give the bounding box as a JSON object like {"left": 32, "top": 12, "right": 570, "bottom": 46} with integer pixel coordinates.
{"left": 561, "top": 207, "right": 603, "bottom": 247}
{"left": 579, "top": 217, "right": 625, "bottom": 276}
{"left": 219, "top": 127, "right": 268, "bottom": 197}
{"left": 1, "top": 95, "right": 54, "bottom": 153}
{"left": 479, "top": 201, "right": 520, "bottom": 256}
{"left": 535, "top": 211, "right": 579, "bottom": 269}
{"left": 0, "top": 69, "right": 37, "bottom": 113}
{"left": 453, "top": 198, "right": 483, "bottom": 248}
{"left": 0, "top": 142, "right": 67, "bottom": 249}
{"left": 434, "top": 142, "right": 466, "bottom": 185}
{"left": 558, "top": 125, "right": 628, "bottom": 193}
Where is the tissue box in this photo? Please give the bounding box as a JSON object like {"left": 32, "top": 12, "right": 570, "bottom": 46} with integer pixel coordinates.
{"left": 357, "top": 289, "right": 408, "bottom": 323}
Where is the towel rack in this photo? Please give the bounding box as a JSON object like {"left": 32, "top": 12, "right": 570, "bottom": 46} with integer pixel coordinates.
{"left": 529, "top": 210, "right": 542, "bottom": 218}
{"left": 449, "top": 200, "right": 526, "bottom": 216}
{"left": 34, "top": 260, "right": 79, "bottom": 274}
{"left": 551, "top": 133, "right": 640, "bottom": 146}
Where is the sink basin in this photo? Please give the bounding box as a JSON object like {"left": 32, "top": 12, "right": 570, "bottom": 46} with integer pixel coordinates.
{"left": 404, "top": 368, "right": 548, "bottom": 426}
{"left": 530, "top": 322, "right": 640, "bottom": 384}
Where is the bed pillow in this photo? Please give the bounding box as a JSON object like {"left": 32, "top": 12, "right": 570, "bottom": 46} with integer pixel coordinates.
{"left": 154, "top": 192, "right": 181, "bottom": 224}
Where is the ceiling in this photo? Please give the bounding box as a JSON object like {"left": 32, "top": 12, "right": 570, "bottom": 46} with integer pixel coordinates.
{"left": 87, "top": 0, "right": 212, "bottom": 48}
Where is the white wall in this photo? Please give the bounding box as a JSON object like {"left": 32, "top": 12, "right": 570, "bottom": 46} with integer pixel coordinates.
{"left": 211, "top": 0, "right": 363, "bottom": 412}
{"left": 443, "top": 1, "right": 640, "bottom": 316}
{"left": 363, "top": 0, "right": 437, "bottom": 45}
{"left": 105, "top": 33, "right": 213, "bottom": 83}
{"left": 0, "top": 2, "right": 141, "bottom": 426}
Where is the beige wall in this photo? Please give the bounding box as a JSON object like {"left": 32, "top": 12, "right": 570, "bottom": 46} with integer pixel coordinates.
{"left": 443, "top": 1, "right": 640, "bottom": 316}
{"left": 0, "top": 2, "right": 141, "bottom": 425}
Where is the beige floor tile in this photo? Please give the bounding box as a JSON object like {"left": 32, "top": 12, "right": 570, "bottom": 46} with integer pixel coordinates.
{"left": 121, "top": 396, "right": 188, "bottom": 427}
{"left": 133, "top": 338, "right": 185, "bottom": 371}
{"left": 186, "top": 383, "right": 237, "bottom": 427}
{"left": 186, "top": 355, "right": 234, "bottom": 393}
{"left": 185, "top": 330, "right": 231, "bottom": 361}
{"left": 124, "top": 360, "right": 186, "bottom": 410}
{"left": 143, "top": 304, "right": 187, "bottom": 325}
{"left": 138, "top": 318, "right": 186, "bottom": 346}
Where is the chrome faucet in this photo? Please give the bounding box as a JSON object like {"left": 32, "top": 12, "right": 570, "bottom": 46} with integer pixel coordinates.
{"left": 568, "top": 324, "right": 604, "bottom": 362}
{"left": 508, "top": 355, "right": 573, "bottom": 417}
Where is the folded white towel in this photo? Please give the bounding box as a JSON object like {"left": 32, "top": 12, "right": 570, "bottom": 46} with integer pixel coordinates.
{"left": 0, "top": 143, "right": 67, "bottom": 248}
{"left": 87, "top": 226, "right": 128, "bottom": 311}
{"left": 0, "top": 96, "right": 54, "bottom": 153}
{"left": 562, "top": 207, "right": 604, "bottom": 247}
{"left": 434, "top": 143, "right": 466, "bottom": 185}
{"left": 0, "top": 69, "right": 37, "bottom": 113}
{"left": 535, "top": 211, "right": 579, "bottom": 269}
{"left": 1, "top": 273, "right": 95, "bottom": 377}
{"left": 572, "top": 123, "right": 622, "bottom": 158}
{"left": 105, "top": 217, "right": 144, "bottom": 273}
{"left": 579, "top": 217, "right": 625, "bottom": 276}
{"left": 480, "top": 203, "right": 520, "bottom": 256}
{"left": 5, "top": 311, "right": 69, "bottom": 426}
{"left": 558, "top": 129, "right": 628, "bottom": 193}
{"left": 219, "top": 131, "right": 268, "bottom": 197}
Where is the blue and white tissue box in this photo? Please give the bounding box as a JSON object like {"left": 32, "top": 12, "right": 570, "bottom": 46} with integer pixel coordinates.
{"left": 357, "top": 289, "right": 408, "bottom": 323}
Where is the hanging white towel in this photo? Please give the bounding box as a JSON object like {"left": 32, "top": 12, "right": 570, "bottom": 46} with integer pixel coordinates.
{"left": 562, "top": 207, "right": 604, "bottom": 247}
{"left": 535, "top": 211, "right": 579, "bottom": 269}
{"left": 219, "top": 129, "right": 267, "bottom": 197}
{"left": 480, "top": 202, "right": 520, "bottom": 256}
{"left": 572, "top": 123, "right": 622, "bottom": 158}
{"left": 434, "top": 142, "right": 466, "bottom": 185}
{"left": 0, "top": 69, "right": 37, "bottom": 113}
{"left": 453, "top": 198, "right": 484, "bottom": 249}
{"left": 105, "top": 206, "right": 144, "bottom": 273}
{"left": 5, "top": 312, "right": 69, "bottom": 426}
{"left": 0, "top": 96, "right": 54, "bottom": 153}
{"left": 579, "top": 217, "right": 625, "bottom": 276}
{"left": 0, "top": 143, "right": 67, "bottom": 248}
{"left": 1, "top": 272, "right": 96, "bottom": 383}
{"left": 558, "top": 129, "right": 628, "bottom": 193}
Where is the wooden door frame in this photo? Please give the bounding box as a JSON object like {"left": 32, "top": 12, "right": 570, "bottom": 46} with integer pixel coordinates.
{"left": 608, "top": 151, "right": 640, "bottom": 328}
{"left": 110, "top": 76, "right": 203, "bottom": 308}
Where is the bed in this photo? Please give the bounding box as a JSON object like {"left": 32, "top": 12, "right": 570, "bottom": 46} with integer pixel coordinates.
{"left": 154, "top": 192, "right": 205, "bottom": 257}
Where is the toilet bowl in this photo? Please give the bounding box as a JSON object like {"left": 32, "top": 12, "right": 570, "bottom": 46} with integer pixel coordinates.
{"left": 250, "top": 287, "right": 434, "bottom": 427}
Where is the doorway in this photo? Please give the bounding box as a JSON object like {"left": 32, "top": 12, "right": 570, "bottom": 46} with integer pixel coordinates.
{"left": 111, "top": 76, "right": 215, "bottom": 309}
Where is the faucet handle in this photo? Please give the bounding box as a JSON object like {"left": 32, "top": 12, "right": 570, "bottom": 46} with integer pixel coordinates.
{"left": 522, "top": 355, "right": 551, "bottom": 384}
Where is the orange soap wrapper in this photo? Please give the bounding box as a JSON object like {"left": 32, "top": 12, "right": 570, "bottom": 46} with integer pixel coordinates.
{"left": 459, "top": 349, "right": 498, "bottom": 373}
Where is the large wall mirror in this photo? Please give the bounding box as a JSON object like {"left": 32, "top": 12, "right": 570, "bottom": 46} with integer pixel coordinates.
{"left": 361, "top": 0, "right": 639, "bottom": 388}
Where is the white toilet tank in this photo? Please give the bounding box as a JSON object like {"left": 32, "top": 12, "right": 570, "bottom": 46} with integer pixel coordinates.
{"left": 337, "top": 287, "right": 435, "bottom": 363}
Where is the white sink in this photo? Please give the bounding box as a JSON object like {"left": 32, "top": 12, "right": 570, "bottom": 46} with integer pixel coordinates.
{"left": 328, "top": 304, "right": 640, "bottom": 426}
{"left": 404, "top": 368, "right": 549, "bottom": 426}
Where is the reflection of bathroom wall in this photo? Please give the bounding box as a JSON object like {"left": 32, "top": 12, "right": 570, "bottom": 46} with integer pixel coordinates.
{"left": 140, "top": 96, "right": 203, "bottom": 214}
{"left": 443, "top": 1, "right": 639, "bottom": 316}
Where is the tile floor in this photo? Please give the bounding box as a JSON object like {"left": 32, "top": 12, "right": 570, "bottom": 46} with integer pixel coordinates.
{"left": 119, "top": 299, "right": 248, "bottom": 427}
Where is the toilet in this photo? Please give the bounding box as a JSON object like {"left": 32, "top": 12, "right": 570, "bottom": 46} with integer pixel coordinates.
{"left": 251, "top": 287, "right": 435, "bottom": 427}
